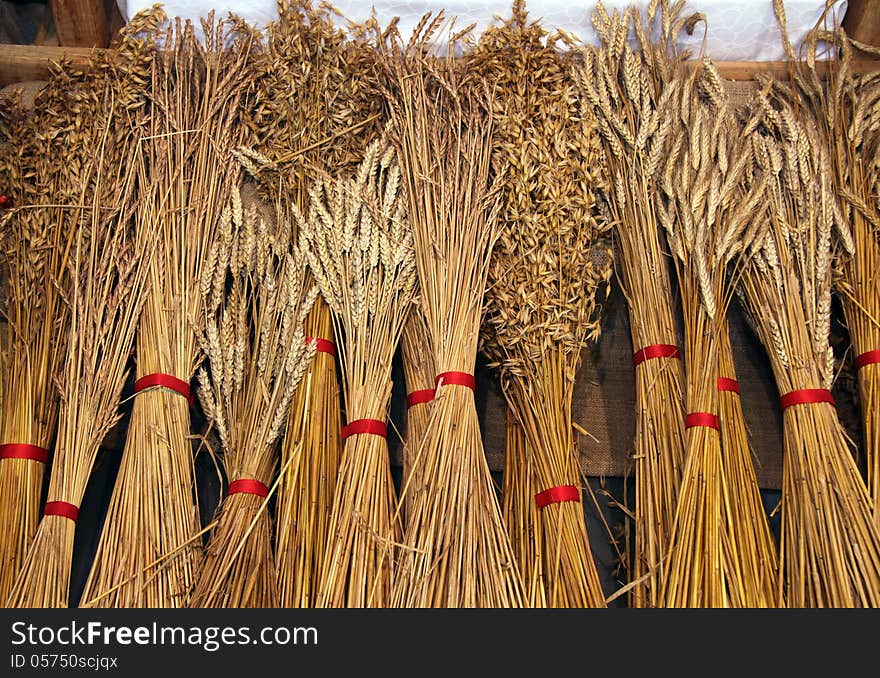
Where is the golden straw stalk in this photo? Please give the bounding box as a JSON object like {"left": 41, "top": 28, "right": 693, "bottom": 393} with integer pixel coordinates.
{"left": 381, "top": 14, "right": 525, "bottom": 607}
{"left": 474, "top": 1, "right": 613, "bottom": 608}
{"left": 244, "top": 1, "right": 385, "bottom": 605}
{"left": 5, "top": 15, "right": 160, "bottom": 607}
{"left": 655, "top": 62, "right": 781, "bottom": 607}
{"left": 772, "top": 2, "right": 880, "bottom": 526}
{"left": 571, "top": 1, "right": 689, "bottom": 607}
{"left": 80, "top": 14, "right": 258, "bottom": 609}
{"left": 188, "top": 190, "right": 317, "bottom": 608}
{"left": 300, "top": 137, "right": 416, "bottom": 607}
{"left": 737, "top": 78, "right": 880, "bottom": 606}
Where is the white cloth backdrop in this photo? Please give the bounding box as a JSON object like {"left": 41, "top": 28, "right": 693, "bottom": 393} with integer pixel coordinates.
{"left": 116, "top": 0, "right": 849, "bottom": 62}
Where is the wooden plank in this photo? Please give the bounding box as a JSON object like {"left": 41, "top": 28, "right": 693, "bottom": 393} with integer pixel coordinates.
{"left": 843, "top": 0, "right": 880, "bottom": 48}
{"left": 0, "top": 44, "right": 97, "bottom": 87}
{"left": 49, "top": 0, "right": 108, "bottom": 47}
{"left": 711, "top": 58, "right": 880, "bottom": 80}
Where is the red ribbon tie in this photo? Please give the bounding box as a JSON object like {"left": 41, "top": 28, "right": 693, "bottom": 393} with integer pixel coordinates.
{"left": 534, "top": 485, "right": 581, "bottom": 509}
{"left": 633, "top": 344, "right": 681, "bottom": 366}
{"left": 227, "top": 479, "right": 269, "bottom": 498}
{"left": 434, "top": 371, "right": 476, "bottom": 391}
{"left": 44, "top": 501, "right": 79, "bottom": 522}
{"left": 307, "top": 337, "right": 336, "bottom": 356}
{"left": 0, "top": 443, "right": 49, "bottom": 463}
{"left": 780, "top": 388, "right": 835, "bottom": 411}
{"left": 134, "top": 373, "right": 194, "bottom": 405}
{"left": 685, "top": 412, "right": 720, "bottom": 431}
{"left": 406, "top": 389, "right": 435, "bottom": 409}
{"left": 717, "top": 377, "right": 740, "bottom": 393}
{"left": 855, "top": 350, "right": 880, "bottom": 371}
{"left": 341, "top": 419, "right": 388, "bottom": 440}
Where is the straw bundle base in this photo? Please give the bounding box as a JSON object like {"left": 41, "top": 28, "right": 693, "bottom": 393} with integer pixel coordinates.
{"left": 6, "top": 515, "right": 75, "bottom": 608}
{"left": 187, "top": 494, "right": 279, "bottom": 608}
{"left": 0, "top": 458, "right": 44, "bottom": 602}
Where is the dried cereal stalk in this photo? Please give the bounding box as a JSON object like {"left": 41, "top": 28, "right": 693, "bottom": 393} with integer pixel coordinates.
{"left": 380, "top": 14, "right": 525, "bottom": 607}
{"left": 80, "top": 13, "right": 258, "bottom": 609}
{"left": 571, "top": 0, "right": 688, "bottom": 607}
{"left": 473, "top": 1, "right": 613, "bottom": 608}
{"left": 244, "top": 1, "right": 387, "bottom": 605}
{"left": 299, "top": 137, "right": 416, "bottom": 607}
{"left": 737, "top": 78, "right": 880, "bottom": 606}
{"left": 656, "top": 62, "right": 780, "bottom": 607}
{"left": 773, "top": 4, "right": 880, "bottom": 526}
{"left": 188, "top": 191, "right": 317, "bottom": 608}
{"left": 5, "top": 14, "right": 159, "bottom": 606}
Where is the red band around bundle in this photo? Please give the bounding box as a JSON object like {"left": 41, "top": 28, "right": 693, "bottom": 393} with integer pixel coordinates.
{"left": 534, "top": 485, "right": 581, "bottom": 509}
{"left": 855, "top": 350, "right": 880, "bottom": 371}
{"left": 434, "top": 371, "right": 476, "bottom": 391}
{"left": 227, "top": 479, "right": 269, "bottom": 498}
{"left": 43, "top": 501, "right": 79, "bottom": 522}
{"left": 133, "top": 373, "right": 194, "bottom": 405}
{"left": 341, "top": 419, "right": 388, "bottom": 440}
{"left": 780, "top": 388, "right": 835, "bottom": 411}
{"left": 0, "top": 443, "right": 49, "bottom": 464}
{"left": 306, "top": 337, "right": 336, "bottom": 356}
{"left": 406, "top": 389, "right": 435, "bottom": 409}
{"left": 717, "top": 377, "right": 740, "bottom": 394}
{"left": 685, "top": 412, "right": 720, "bottom": 431}
{"left": 632, "top": 344, "right": 681, "bottom": 366}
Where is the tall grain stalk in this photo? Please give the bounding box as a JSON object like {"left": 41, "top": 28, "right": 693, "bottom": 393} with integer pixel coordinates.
{"left": 188, "top": 191, "right": 317, "bottom": 608}
{"left": 381, "top": 14, "right": 525, "bottom": 607}
{"left": 300, "top": 138, "right": 416, "bottom": 607}
{"left": 473, "top": 2, "right": 613, "bottom": 608}
{"left": 80, "top": 15, "right": 258, "bottom": 609}
{"left": 571, "top": 1, "right": 688, "bottom": 607}
{"left": 243, "top": 1, "right": 386, "bottom": 605}
{"left": 5, "top": 16, "right": 160, "bottom": 607}
{"left": 0, "top": 82, "right": 77, "bottom": 604}
{"left": 737, "top": 79, "right": 880, "bottom": 606}
{"left": 656, "top": 62, "right": 780, "bottom": 607}
{"left": 772, "top": 1, "right": 880, "bottom": 525}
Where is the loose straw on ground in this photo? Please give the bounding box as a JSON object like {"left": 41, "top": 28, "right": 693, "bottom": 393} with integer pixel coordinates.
{"left": 5, "top": 15, "right": 160, "bottom": 607}
{"left": 655, "top": 61, "right": 781, "bottom": 607}
{"left": 243, "top": 1, "right": 386, "bottom": 606}
{"left": 381, "top": 13, "right": 525, "bottom": 607}
{"left": 473, "top": 1, "right": 613, "bottom": 608}
{"left": 773, "top": 1, "right": 880, "bottom": 526}
{"left": 737, "top": 78, "right": 880, "bottom": 606}
{"left": 300, "top": 137, "right": 416, "bottom": 607}
{"left": 80, "top": 14, "right": 258, "bottom": 609}
{"left": 187, "top": 190, "right": 317, "bottom": 608}
{"left": 572, "top": 1, "right": 688, "bottom": 607}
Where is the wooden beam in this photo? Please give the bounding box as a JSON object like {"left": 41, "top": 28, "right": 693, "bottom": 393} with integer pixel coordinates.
{"left": 705, "top": 59, "right": 880, "bottom": 81}
{"left": 843, "top": 0, "right": 880, "bottom": 48}
{"left": 0, "top": 44, "right": 98, "bottom": 87}
{"left": 49, "top": 0, "right": 108, "bottom": 47}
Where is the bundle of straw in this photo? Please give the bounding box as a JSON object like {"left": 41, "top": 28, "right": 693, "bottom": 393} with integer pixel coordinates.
{"left": 772, "top": 2, "right": 880, "bottom": 525}
{"left": 6, "top": 17, "right": 161, "bottom": 607}
{"left": 737, "top": 79, "right": 880, "bottom": 606}
{"left": 381, "top": 14, "right": 525, "bottom": 607}
{"left": 299, "top": 137, "right": 416, "bottom": 607}
{"left": 400, "top": 309, "right": 435, "bottom": 520}
{"left": 80, "top": 14, "right": 258, "bottom": 609}
{"left": 243, "top": 0, "right": 386, "bottom": 606}
{"left": 472, "top": 2, "right": 613, "bottom": 608}
{"left": 571, "top": 1, "right": 688, "bottom": 607}
{"left": 500, "top": 408, "right": 545, "bottom": 607}
{"left": 0, "top": 82, "right": 78, "bottom": 603}
{"left": 187, "top": 190, "right": 317, "bottom": 608}
{"left": 654, "top": 62, "right": 780, "bottom": 607}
